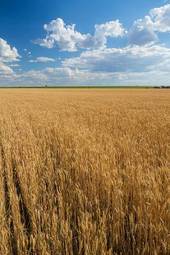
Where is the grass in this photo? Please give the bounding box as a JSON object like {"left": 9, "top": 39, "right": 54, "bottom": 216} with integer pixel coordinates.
{"left": 0, "top": 88, "right": 169, "bottom": 255}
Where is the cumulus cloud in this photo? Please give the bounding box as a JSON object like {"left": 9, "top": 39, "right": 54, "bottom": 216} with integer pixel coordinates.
{"left": 35, "top": 18, "right": 126, "bottom": 51}
{"left": 0, "top": 38, "right": 20, "bottom": 77}
{"left": 34, "top": 4, "right": 170, "bottom": 49}
{"left": 128, "top": 16, "right": 157, "bottom": 45}
{"left": 0, "top": 62, "right": 14, "bottom": 75}
{"left": 29, "top": 56, "right": 55, "bottom": 63}
{"left": 94, "top": 20, "right": 126, "bottom": 48}
{"left": 0, "top": 38, "right": 19, "bottom": 62}
{"left": 13, "top": 67, "right": 86, "bottom": 86}
{"left": 150, "top": 4, "right": 170, "bottom": 32}
{"left": 2, "top": 43, "right": 170, "bottom": 86}
{"left": 129, "top": 4, "right": 170, "bottom": 45}
{"left": 2, "top": 4, "right": 170, "bottom": 86}
{"left": 20, "top": 70, "right": 48, "bottom": 82}
{"left": 8, "top": 43, "right": 170, "bottom": 86}
{"left": 62, "top": 44, "right": 170, "bottom": 73}
{"left": 35, "top": 5, "right": 170, "bottom": 49}
{"left": 5, "top": 65, "right": 170, "bottom": 87}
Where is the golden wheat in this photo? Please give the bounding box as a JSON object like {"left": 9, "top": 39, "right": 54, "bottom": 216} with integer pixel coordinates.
{"left": 0, "top": 88, "right": 169, "bottom": 255}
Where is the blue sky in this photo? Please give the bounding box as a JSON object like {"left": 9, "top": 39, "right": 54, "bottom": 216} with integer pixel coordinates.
{"left": 0, "top": 0, "right": 170, "bottom": 86}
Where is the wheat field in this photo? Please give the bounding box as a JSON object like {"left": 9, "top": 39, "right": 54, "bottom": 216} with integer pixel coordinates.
{"left": 0, "top": 88, "right": 169, "bottom": 255}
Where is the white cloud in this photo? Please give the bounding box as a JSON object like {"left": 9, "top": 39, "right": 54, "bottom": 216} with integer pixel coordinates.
{"left": 128, "top": 16, "right": 157, "bottom": 45}
{"left": 95, "top": 20, "right": 125, "bottom": 38}
{"left": 2, "top": 4, "right": 170, "bottom": 86}
{"left": 0, "top": 38, "right": 20, "bottom": 62}
{"left": 4, "top": 66, "right": 170, "bottom": 87}
{"left": 0, "top": 62, "right": 14, "bottom": 75}
{"left": 9, "top": 63, "right": 20, "bottom": 67}
{"left": 150, "top": 4, "right": 170, "bottom": 32}
{"left": 29, "top": 56, "right": 55, "bottom": 63}
{"left": 35, "top": 18, "right": 126, "bottom": 51}
{"left": 35, "top": 5, "right": 170, "bottom": 49}
{"left": 129, "top": 4, "right": 170, "bottom": 45}
{"left": 20, "top": 70, "right": 48, "bottom": 82}
{"left": 12, "top": 67, "right": 82, "bottom": 85}
{"left": 62, "top": 44, "right": 170, "bottom": 73}
{"left": 94, "top": 20, "right": 126, "bottom": 47}
{"left": 0, "top": 38, "right": 20, "bottom": 78}
{"left": 35, "top": 18, "right": 91, "bottom": 51}
{"left": 3, "top": 43, "right": 169, "bottom": 86}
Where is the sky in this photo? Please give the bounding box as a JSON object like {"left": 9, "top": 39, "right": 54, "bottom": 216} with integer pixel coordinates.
{"left": 1, "top": 0, "right": 170, "bottom": 86}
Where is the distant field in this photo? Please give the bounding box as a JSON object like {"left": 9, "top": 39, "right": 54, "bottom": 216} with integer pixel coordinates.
{"left": 0, "top": 89, "right": 169, "bottom": 255}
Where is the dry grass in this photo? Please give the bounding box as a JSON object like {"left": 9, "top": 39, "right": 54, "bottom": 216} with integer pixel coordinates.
{"left": 0, "top": 88, "right": 169, "bottom": 255}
